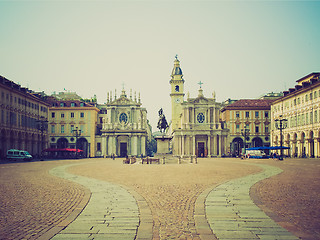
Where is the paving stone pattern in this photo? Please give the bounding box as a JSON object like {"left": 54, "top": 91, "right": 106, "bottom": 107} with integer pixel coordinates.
{"left": 67, "top": 159, "right": 260, "bottom": 239}
{"left": 0, "top": 161, "right": 86, "bottom": 240}
{"left": 50, "top": 163, "right": 140, "bottom": 240}
{"left": 206, "top": 163, "right": 299, "bottom": 240}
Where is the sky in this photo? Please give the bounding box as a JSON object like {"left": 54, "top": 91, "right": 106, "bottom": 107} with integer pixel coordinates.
{"left": 1, "top": 1, "right": 319, "bottom": 131}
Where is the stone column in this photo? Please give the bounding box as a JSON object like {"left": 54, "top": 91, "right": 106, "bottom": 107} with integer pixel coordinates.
{"left": 192, "top": 135, "right": 196, "bottom": 156}
{"left": 102, "top": 135, "right": 106, "bottom": 157}
{"left": 131, "top": 136, "right": 137, "bottom": 156}
{"left": 314, "top": 138, "right": 319, "bottom": 158}
{"left": 141, "top": 136, "right": 146, "bottom": 156}
{"left": 212, "top": 135, "right": 216, "bottom": 156}
{"left": 108, "top": 136, "right": 113, "bottom": 156}
{"left": 297, "top": 140, "right": 302, "bottom": 157}
{"left": 207, "top": 135, "right": 211, "bottom": 157}
{"left": 181, "top": 135, "right": 185, "bottom": 156}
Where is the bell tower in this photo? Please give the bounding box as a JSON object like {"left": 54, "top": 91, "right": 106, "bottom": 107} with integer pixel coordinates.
{"left": 170, "top": 55, "right": 185, "bottom": 132}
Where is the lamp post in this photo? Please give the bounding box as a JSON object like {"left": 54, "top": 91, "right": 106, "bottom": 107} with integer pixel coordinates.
{"left": 73, "top": 127, "right": 81, "bottom": 159}
{"left": 275, "top": 115, "right": 288, "bottom": 160}
{"left": 36, "top": 116, "right": 48, "bottom": 160}
{"left": 241, "top": 126, "right": 250, "bottom": 158}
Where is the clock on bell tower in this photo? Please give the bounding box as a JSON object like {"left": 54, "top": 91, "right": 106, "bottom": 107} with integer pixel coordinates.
{"left": 170, "top": 55, "right": 185, "bottom": 132}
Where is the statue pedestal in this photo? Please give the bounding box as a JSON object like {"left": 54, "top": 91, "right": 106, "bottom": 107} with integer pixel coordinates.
{"left": 155, "top": 135, "right": 172, "bottom": 154}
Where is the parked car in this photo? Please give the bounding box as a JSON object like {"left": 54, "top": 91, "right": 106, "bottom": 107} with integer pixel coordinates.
{"left": 6, "top": 149, "right": 33, "bottom": 161}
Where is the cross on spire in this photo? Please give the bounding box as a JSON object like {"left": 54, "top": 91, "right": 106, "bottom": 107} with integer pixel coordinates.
{"left": 175, "top": 54, "right": 178, "bottom": 60}
{"left": 198, "top": 81, "right": 204, "bottom": 88}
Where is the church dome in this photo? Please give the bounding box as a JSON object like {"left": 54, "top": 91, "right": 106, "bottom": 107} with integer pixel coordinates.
{"left": 172, "top": 66, "right": 183, "bottom": 75}
{"left": 171, "top": 57, "right": 183, "bottom": 76}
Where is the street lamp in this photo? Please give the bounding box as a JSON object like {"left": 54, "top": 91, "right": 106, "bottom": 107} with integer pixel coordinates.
{"left": 73, "top": 127, "right": 81, "bottom": 158}
{"left": 36, "top": 116, "right": 48, "bottom": 159}
{"left": 241, "top": 126, "right": 250, "bottom": 158}
{"left": 275, "top": 115, "right": 288, "bottom": 160}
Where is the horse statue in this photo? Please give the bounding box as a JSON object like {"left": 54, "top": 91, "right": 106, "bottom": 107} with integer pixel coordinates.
{"left": 157, "top": 108, "right": 169, "bottom": 133}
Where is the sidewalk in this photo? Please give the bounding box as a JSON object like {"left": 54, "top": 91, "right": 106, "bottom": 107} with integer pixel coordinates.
{"left": 50, "top": 162, "right": 151, "bottom": 240}
{"left": 52, "top": 158, "right": 304, "bottom": 239}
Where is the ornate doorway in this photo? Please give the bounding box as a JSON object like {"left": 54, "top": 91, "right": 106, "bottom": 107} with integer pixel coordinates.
{"left": 120, "top": 142, "right": 127, "bottom": 157}
{"left": 197, "top": 142, "right": 205, "bottom": 157}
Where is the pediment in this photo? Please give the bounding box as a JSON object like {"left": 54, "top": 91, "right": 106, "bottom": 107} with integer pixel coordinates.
{"left": 189, "top": 96, "right": 211, "bottom": 104}
{"left": 109, "top": 96, "right": 140, "bottom": 106}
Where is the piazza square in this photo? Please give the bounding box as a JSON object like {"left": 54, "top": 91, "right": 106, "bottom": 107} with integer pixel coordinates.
{"left": 1, "top": 1, "right": 320, "bottom": 240}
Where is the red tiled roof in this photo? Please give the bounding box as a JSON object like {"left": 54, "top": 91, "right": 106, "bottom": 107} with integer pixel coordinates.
{"left": 223, "top": 99, "right": 274, "bottom": 110}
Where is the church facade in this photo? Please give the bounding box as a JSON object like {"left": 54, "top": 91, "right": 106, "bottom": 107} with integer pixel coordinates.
{"left": 96, "top": 89, "right": 151, "bottom": 158}
{"left": 169, "top": 57, "right": 229, "bottom": 157}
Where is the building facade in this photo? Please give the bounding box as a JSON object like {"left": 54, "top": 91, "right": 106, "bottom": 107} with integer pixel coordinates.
{"left": 96, "top": 89, "right": 151, "bottom": 157}
{"left": 221, "top": 99, "right": 274, "bottom": 156}
{"left": 169, "top": 57, "right": 228, "bottom": 157}
{"left": 271, "top": 72, "right": 320, "bottom": 158}
{"left": 0, "top": 75, "right": 49, "bottom": 158}
{"left": 47, "top": 96, "right": 99, "bottom": 158}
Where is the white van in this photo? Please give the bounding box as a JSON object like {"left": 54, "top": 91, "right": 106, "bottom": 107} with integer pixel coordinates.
{"left": 6, "top": 149, "right": 33, "bottom": 161}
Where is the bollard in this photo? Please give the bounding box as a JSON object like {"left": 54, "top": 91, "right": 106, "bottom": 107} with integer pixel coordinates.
{"left": 163, "top": 157, "right": 165, "bottom": 164}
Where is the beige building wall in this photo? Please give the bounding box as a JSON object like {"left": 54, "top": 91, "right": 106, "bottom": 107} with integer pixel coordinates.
{"left": 221, "top": 99, "right": 273, "bottom": 156}
{"left": 0, "top": 76, "right": 49, "bottom": 158}
{"left": 48, "top": 100, "right": 99, "bottom": 158}
{"left": 271, "top": 72, "right": 320, "bottom": 158}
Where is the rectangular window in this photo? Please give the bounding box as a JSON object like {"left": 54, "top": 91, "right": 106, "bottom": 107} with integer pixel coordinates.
{"left": 264, "top": 111, "right": 269, "bottom": 118}
{"left": 315, "top": 110, "right": 318, "bottom": 123}
{"left": 61, "top": 125, "right": 65, "bottom": 133}
{"left": 71, "top": 112, "right": 75, "bottom": 118}
{"left": 265, "top": 126, "right": 269, "bottom": 133}
{"left": 51, "top": 112, "right": 55, "bottom": 118}
{"left": 100, "top": 117, "right": 103, "bottom": 123}
{"left": 310, "top": 93, "right": 313, "bottom": 100}
{"left": 80, "top": 125, "right": 84, "bottom": 134}
{"left": 61, "top": 113, "right": 65, "bottom": 118}
{"left": 255, "top": 111, "right": 259, "bottom": 118}
{"left": 71, "top": 125, "right": 74, "bottom": 133}
{"left": 97, "top": 143, "right": 101, "bottom": 151}
{"left": 245, "top": 111, "right": 249, "bottom": 118}
{"left": 236, "top": 111, "right": 240, "bottom": 118}
{"left": 51, "top": 125, "right": 55, "bottom": 134}
{"left": 71, "top": 103, "right": 75, "bottom": 107}
{"left": 310, "top": 112, "right": 313, "bottom": 124}
{"left": 236, "top": 124, "right": 240, "bottom": 132}
{"left": 80, "top": 112, "right": 84, "bottom": 118}
{"left": 255, "top": 126, "right": 259, "bottom": 133}
{"left": 315, "top": 91, "right": 317, "bottom": 99}
{"left": 306, "top": 113, "right": 308, "bottom": 125}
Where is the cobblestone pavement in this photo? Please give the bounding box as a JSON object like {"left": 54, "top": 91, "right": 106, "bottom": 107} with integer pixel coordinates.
{"left": 0, "top": 160, "right": 87, "bottom": 240}
{"left": 250, "top": 158, "right": 320, "bottom": 240}
{"left": 50, "top": 163, "right": 141, "bottom": 240}
{"left": 206, "top": 162, "right": 298, "bottom": 240}
{"left": 68, "top": 158, "right": 260, "bottom": 239}
{"left": 1, "top": 157, "right": 319, "bottom": 240}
